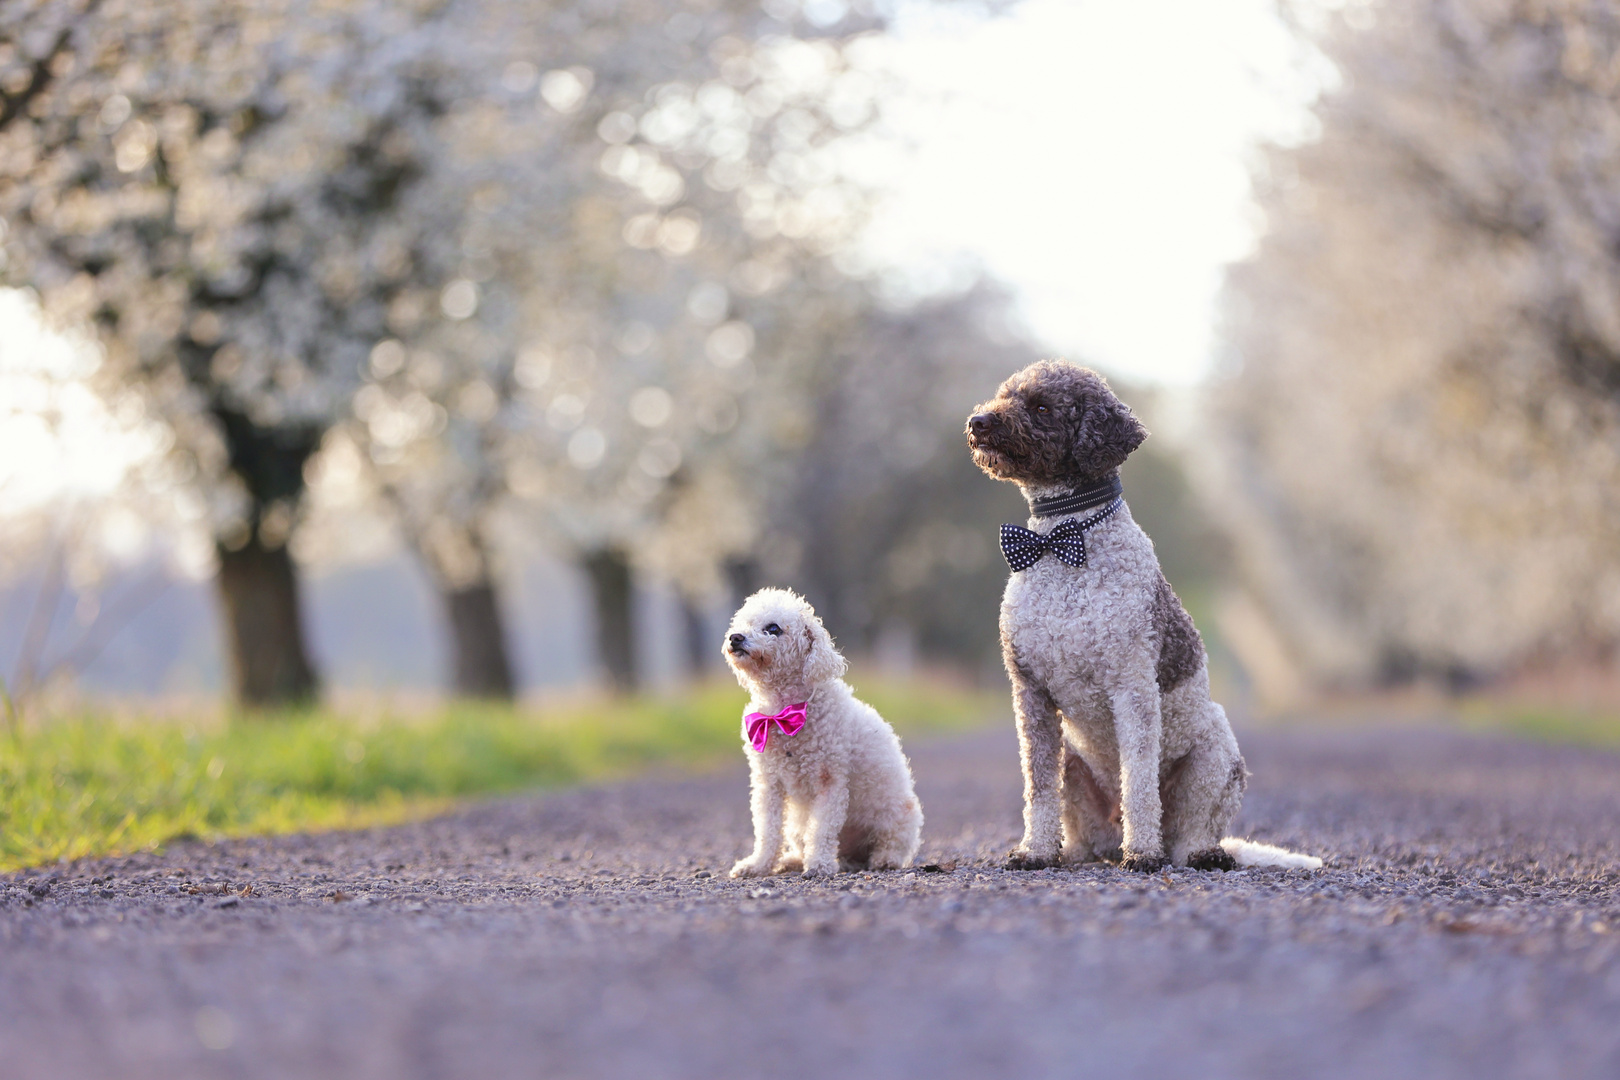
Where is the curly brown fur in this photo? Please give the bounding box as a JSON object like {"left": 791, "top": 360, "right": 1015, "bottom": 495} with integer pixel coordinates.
{"left": 1152, "top": 572, "right": 1203, "bottom": 693}
{"left": 967, "top": 360, "right": 1319, "bottom": 873}
{"left": 1118, "top": 852, "right": 1170, "bottom": 873}
{"left": 1184, "top": 847, "right": 1238, "bottom": 872}
{"left": 966, "top": 359, "right": 1146, "bottom": 488}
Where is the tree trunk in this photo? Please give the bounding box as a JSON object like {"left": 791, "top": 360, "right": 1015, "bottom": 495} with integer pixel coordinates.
{"left": 445, "top": 581, "right": 516, "bottom": 700}
{"left": 206, "top": 403, "right": 324, "bottom": 708}
{"left": 215, "top": 536, "right": 318, "bottom": 707}
{"left": 680, "top": 594, "right": 713, "bottom": 679}
{"left": 724, "top": 555, "right": 759, "bottom": 608}
{"left": 583, "top": 546, "right": 637, "bottom": 693}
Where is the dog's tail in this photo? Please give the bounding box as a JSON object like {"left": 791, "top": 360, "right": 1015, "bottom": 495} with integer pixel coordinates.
{"left": 1220, "top": 837, "right": 1323, "bottom": 871}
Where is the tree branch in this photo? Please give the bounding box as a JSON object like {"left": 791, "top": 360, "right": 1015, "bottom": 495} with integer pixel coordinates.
{"left": 0, "top": 0, "right": 105, "bottom": 131}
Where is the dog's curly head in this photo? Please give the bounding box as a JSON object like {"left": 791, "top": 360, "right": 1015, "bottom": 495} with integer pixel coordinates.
{"left": 724, "top": 588, "right": 845, "bottom": 691}
{"left": 965, "top": 360, "right": 1146, "bottom": 488}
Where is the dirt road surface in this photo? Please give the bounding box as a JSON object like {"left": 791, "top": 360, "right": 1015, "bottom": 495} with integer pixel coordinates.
{"left": 3, "top": 722, "right": 1619, "bottom": 1079}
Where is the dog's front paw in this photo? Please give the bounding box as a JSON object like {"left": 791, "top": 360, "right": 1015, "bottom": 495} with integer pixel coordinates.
{"left": 800, "top": 860, "right": 837, "bottom": 879}
{"left": 1004, "top": 848, "right": 1058, "bottom": 871}
{"left": 729, "top": 858, "right": 771, "bottom": 879}
{"left": 1119, "top": 851, "right": 1169, "bottom": 873}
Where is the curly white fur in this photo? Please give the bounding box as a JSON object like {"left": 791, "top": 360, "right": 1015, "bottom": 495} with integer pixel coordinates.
{"left": 723, "top": 589, "right": 923, "bottom": 878}
{"left": 1220, "top": 838, "right": 1323, "bottom": 870}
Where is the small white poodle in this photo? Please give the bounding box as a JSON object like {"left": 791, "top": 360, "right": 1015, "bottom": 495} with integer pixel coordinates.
{"left": 723, "top": 588, "right": 923, "bottom": 878}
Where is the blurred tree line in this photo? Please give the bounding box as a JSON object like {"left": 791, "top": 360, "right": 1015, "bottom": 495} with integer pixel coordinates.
{"left": 4, "top": 0, "right": 1220, "bottom": 707}
{"left": 1214, "top": 0, "right": 1620, "bottom": 693}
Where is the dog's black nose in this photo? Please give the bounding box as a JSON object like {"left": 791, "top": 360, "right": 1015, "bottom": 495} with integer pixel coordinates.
{"left": 969, "top": 412, "right": 994, "bottom": 436}
{"left": 728, "top": 633, "right": 746, "bottom": 650}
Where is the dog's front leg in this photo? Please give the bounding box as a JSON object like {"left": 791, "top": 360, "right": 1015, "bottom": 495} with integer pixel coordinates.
{"left": 799, "top": 779, "right": 850, "bottom": 877}
{"left": 1113, "top": 682, "right": 1168, "bottom": 872}
{"left": 1007, "top": 667, "right": 1063, "bottom": 870}
{"left": 730, "top": 755, "right": 785, "bottom": 879}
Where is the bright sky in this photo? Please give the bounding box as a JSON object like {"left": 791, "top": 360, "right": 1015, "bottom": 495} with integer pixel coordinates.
{"left": 859, "top": 0, "right": 1321, "bottom": 386}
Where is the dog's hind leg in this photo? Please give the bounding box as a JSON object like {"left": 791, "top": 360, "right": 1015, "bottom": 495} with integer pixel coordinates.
{"left": 1060, "top": 740, "right": 1122, "bottom": 862}
{"left": 1163, "top": 723, "right": 1246, "bottom": 870}
{"left": 864, "top": 795, "right": 923, "bottom": 871}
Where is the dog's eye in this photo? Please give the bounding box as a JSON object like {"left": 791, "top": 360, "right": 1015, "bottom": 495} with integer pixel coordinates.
{"left": 1033, "top": 402, "right": 1049, "bottom": 415}
{"left": 763, "top": 623, "right": 782, "bottom": 636}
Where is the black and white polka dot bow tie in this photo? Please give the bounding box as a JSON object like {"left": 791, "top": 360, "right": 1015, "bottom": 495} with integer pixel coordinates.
{"left": 999, "top": 496, "right": 1124, "bottom": 572}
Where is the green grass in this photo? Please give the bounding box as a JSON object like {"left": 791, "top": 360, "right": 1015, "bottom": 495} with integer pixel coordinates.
{"left": 0, "top": 675, "right": 1002, "bottom": 873}
{"left": 1458, "top": 700, "right": 1620, "bottom": 748}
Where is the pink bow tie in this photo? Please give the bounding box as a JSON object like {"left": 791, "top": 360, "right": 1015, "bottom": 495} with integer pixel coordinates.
{"left": 745, "top": 702, "right": 808, "bottom": 752}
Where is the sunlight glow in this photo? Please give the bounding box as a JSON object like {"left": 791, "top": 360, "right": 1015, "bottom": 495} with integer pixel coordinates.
{"left": 0, "top": 289, "right": 155, "bottom": 512}
{"left": 857, "top": 0, "right": 1323, "bottom": 386}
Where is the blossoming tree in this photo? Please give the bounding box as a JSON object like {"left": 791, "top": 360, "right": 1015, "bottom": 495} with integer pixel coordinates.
{"left": 1214, "top": 0, "right": 1620, "bottom": 687}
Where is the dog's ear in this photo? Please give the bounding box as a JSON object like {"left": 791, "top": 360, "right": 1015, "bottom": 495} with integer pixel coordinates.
{"left": 802, "top": 616, "right": 846, "bottom": 684}
{"left": 1075, "top": 388, "right": 1146, "bottom": 476}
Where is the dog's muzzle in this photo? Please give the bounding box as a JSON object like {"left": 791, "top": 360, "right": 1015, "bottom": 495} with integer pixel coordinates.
{"left": 728, "top": 633, "right": 749, "bottom": 656}
{"left": 967, "top": 411, "right": 1006, "bottom": 452}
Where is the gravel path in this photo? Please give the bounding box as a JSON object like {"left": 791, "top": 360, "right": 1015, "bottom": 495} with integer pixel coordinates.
{"left": 4, "top": 721, "right": 1620, "bottom": 1080}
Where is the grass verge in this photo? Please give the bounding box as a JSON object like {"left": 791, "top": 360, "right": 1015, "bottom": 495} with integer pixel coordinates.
{"left": 1458, "top": 700, "right": 1620, "bottom": 748}
{"left": 0, "top": 674, "right": 1002, "bottom": 873}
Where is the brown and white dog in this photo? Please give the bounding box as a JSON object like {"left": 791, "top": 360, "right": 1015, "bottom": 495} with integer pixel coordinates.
{"left": 967, "top": 359, "right": 1319, "bottom": 872}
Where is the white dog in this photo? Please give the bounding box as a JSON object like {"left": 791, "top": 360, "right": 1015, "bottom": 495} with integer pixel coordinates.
{"left": 723, "top": 588, "right": 923, "bottom": 878}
